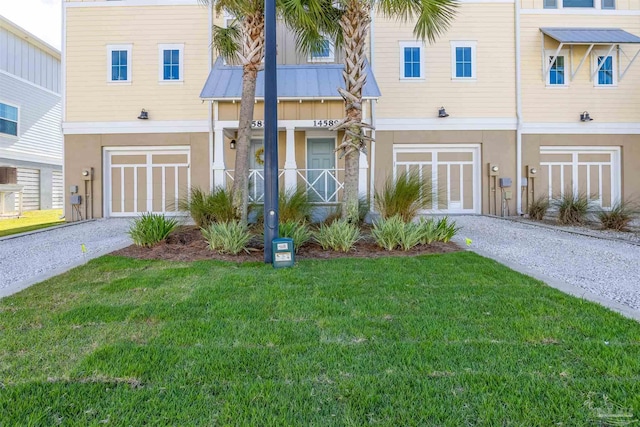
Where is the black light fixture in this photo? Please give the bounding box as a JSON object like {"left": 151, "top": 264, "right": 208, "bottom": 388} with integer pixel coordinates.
{"left": 438, "top": 107, "right": 449, "bottom": 118}
{"left": 229, "top": 139, "right": 236, "bottom": 150}
{"left": 580, "top": 111, "right": 593, "bottom": 122}
{"left": 138, "top": 109, "right": 149, "bottom": 120}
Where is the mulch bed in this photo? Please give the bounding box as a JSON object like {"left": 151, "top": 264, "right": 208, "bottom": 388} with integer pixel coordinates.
{"left": 113, "top": 225, "right": 461, "bottom": 262}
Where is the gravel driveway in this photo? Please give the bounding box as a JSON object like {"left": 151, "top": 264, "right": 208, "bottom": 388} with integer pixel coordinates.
{"left": 451, "top": 216, "right": 640, "bottom": 320}
{"left": 0, "top": 219, "right": 132, "bottom": 298}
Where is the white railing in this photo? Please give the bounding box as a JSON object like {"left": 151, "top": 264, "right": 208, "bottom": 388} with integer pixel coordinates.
{"left": 224, "top": 168, "right": 344, "bottom": 203}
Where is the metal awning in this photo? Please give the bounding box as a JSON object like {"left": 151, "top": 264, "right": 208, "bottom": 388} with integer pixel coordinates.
{"left": 540, "top": 27, "right": 640, "bottom": 82}
{"left": 200, "top": 58, "right": 381, "bottom": 101}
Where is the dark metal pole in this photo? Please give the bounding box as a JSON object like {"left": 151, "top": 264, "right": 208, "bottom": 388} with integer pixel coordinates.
{"left": 263, "top": 0, "right": 279, "bottom": 263}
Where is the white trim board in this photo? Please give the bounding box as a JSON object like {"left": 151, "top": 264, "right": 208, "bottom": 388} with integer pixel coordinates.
{"left": 521, "top": 8, "right": 640, "bottom": 15}
{"left": 63, "top": 121, "right": 209, "bottom": 135}
{"left": 522, "top": 123, "right": 640, "bottom": 134}
{"left": 0, "top": 71, "right": 61, "bottom": 97}
{"left": 65, "top": 0, "right": 200, "bottom": 8}
{"left": 376, "top": 118, "right": 517, "bottom": 131}
{"left": 0, "top": 148, "right": 63, "bottom": 166}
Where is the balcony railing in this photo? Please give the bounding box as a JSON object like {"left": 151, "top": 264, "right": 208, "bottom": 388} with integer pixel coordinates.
{"left": 224, "top": 168, "right": 344, "bottom": 203}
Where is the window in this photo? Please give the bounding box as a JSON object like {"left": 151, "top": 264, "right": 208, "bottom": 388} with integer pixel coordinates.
{"left": 548, "top": 55, "right": 566, "bottom": 85}
{"left": 544, "top": 0, "right": 558, "bottom": 8}
{"left": 399, "top": 42, "right": 423, "bottom": 80}
{"left": 602, "top": 0, "right": 615, "bottom": 9}
{"left": 107, "top": 44, "right": 132, "bottom": 83}
{"left": 451, "top": 41, "right": 477, "bottom": 79}
{"left": 563, "top": 0, "right": 594, "bottom": 6}
{"left": 158, "top": 44, "right": 184, "bottom": 82}
{"left": 0, "top": 102, "right": 18, "bottom": 137}
{"left": 596, "top": 55, "right": 614, "bottom": 85}
{"left": 310, "top": 39, "right": 335, "bottom": 62}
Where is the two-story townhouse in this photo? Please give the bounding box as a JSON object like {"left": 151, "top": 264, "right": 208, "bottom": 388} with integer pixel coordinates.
{"left": 62, "top": 0, "right": 640, "bottom": 220}
{"left": 0, "top": 16, "right": 63, "bottom": 213}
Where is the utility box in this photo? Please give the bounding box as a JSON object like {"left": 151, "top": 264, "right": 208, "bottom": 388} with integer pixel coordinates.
{"left": 70, "top": 195, "right": 82, "bottom": 205}
{"left": 272, "top": 238, "right": 295, "bottom": 268}
{"left": 0, "top": 167, "right": 17, "bottom": 184}
{"left": 499, "top": 177, "right": 512, "bottom": 188}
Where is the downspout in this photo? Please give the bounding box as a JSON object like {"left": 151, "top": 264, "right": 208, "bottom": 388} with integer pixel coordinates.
{"left": 208, "top": 1, "right": 214, "bottom": 191}
{"left": 61, "top": 0, "right": 67, "bottom": 219}
{"left": 368, "top": 7, "right": 377, "bottom": 215}
{"left": 515, "top": 0, "right": 523, "bottom": 215}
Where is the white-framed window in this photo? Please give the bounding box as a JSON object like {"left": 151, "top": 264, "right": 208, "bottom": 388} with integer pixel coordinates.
{"left": 0, "top": 102, "right": 19, "bottom": 137}
{"left": 107, "top": 44, "right": 132, "bottom": 83}
{"left": 593, "top": 50, "right": 616, "bottom": 87}
{"left": 546, "top": 50, "right": 568, "bottom": 86}
{"left": 450, "top": 41, "right": 477, "bottom": 80}
{"left": 399, "top": 41, "right": 424, "bottom": 80}
{"left": 158, "top": 44, "right": 184, "bottom": 83}
{"left": 544, "top": 0, "right": 613, "bottom": 8}
{"left": 309, "top": 39, "right": 335, "bottom": 63}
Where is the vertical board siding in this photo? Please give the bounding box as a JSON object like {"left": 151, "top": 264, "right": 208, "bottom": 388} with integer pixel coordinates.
{"left": 0, "top": 27, "right": 60, "bottom": 94}
{"left": 16, "top": 168, "right": 40, "bottom": 211}
{"left": 0, "top": 73, "right": 63, "bottom": 163}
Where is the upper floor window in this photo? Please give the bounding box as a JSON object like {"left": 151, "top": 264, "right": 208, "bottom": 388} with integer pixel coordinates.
{"left": 399, "top": 41, "right": 423, "bottom": 80}
{"left": 602, "top": 0, "right": 615, "bottom": 8}
{"left": 563, "top": 0, "right": 593, "bottom": 6}
{"left": 158, "top": 44, "right": 184, "bottom": 83}
{"left": 544, "top": 0, "right": 614, "bottom": 8}
{"left": 451, "top": 41, "right": 477, "bottom": 79}
{"left": 595, "top": 53, "right": 615, "bottom": 86}
{"left": 310, "top": 39, "right": 335, "bottom": 62}
{"left": 0, "top": 102, "right": 18, "bottom": 137}
{"left": 547, "top": 53, "right": 567, "bottom": 86}
{"left": 107, "top": 44, "right": 132, "bottom": 83}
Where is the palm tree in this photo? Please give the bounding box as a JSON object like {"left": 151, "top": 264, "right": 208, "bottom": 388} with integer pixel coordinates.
{"left": 329, "top": 0, "right": 457, "bottom": 222}
{"left": 199, "top": 0, "right": 335, "bottom": 224}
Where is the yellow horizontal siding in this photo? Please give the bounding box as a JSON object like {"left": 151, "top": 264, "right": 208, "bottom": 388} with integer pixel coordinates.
{"left": 521, "top": 14, "right": 640, "bottom": 122}
{"left": 65, "top": 5, "right": 210, "bottom": 122}
{"left": 373, "top": 3, "right": 516, "bottom": 120}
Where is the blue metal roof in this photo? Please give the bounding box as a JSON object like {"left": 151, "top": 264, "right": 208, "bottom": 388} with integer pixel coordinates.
{"left": 200, "top": 58, "right": 381, "bottom": 100}
{"left": 541, "top": 27, "right": 640, "bottom": 44}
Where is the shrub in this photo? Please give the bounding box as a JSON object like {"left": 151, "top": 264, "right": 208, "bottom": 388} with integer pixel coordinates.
{"left": 434, "top": 217, "right": 460, "bottom": 243}
{"left": 202, "top": 220, "right": 252, "bottom": 255}
{"left": 598, "top": 200, "right": 637, "bottom": 231}
{"left": 314, "top": 220, "right": 360, "bottom": 252}
{"left": 128, "top": 213, "right": 178, "bottom": 247}
{"left": 528, "top": 196, "right": 550, "bottom": 221}
{"left": 323, "top": 196, "right": 370, "bottom": 225}
{"left": 179, "top": 187, "right": 236, "bottom": 228}
{"left": 371, "top": 215, "right": 423, "bottom": 251}
{"left": 375, "top": 171, "right": 432, "bottom": 222}
{"left": 279, "top": 221, "right": 312, "bottom": 252}
{"left": 417, "top": 217, "right": 438, "bottom": 244}
{"left": 553, "top": 192, "right": 591, "bottom": 225}
{"left": 279, "top": 189, "right": 312, "bottom": 223}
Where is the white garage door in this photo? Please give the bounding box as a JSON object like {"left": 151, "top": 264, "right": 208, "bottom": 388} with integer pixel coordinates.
{"left": 16, "top": 168, "right": 40, "bottom": 211}
{"left": 539, "top": 147, "right": 621, "bottom": 209}
{"left": 105, "top": 147, "right": 190, "bottom": 217}
{"left": 52, "top": 170, "right": 63, "bottom": 209}
{"left": 393, "top": 144, "right": 481, "bottom": 214}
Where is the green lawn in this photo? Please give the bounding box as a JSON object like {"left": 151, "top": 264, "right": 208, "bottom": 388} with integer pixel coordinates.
{"left": 0, "top": 209, "right": 64, "bottom": 237}
{"left": 1, "top": 252, "right": 639, "bottom": 425}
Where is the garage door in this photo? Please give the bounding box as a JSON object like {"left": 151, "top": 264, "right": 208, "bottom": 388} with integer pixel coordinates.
{"left": 15, "top": 168, "right": 40, "bottom": 211}
{"left": 105, "top": 148, "right": 190, "bottom": 217}
{"left": 539, "top": 147, "right": 621, "bottom": 209}
{"left": 393, "top": 144, "right": 480, "bottom": 214}
{"left": 52, "top": 170, "right": 63, "bottom": 209}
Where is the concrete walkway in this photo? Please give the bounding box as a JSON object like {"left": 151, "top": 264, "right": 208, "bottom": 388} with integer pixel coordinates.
{"left": 451, "top": 216, "right": 640, "bottom": 321}
{"left": 0, "top": 218, "right": 132, "bottom": 298}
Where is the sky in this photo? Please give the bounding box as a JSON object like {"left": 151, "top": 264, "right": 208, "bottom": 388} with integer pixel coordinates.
{"left": 0, "top": 0, "right": 62, "bottom": 50}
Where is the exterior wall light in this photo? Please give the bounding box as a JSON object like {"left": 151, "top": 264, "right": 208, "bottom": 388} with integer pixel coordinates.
{"left": 438, "top": 107, "right": 449, "bottom": 118}
{"left": 491, "top": 165, "right": 499, "bottom": 173}
{"left": 138, "top": 109, "right": 149, "bottom": 120}
{"left": 229, "top": 139, "right": 236, "bottom": 150}
{"left": 529, "top": 168, "right": 537, "bottom": 175}
{"left": 580, "top": 111, "right": 593, "bottom": 122}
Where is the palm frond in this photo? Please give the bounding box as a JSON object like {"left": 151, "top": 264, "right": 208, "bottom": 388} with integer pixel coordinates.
{"left": 377, "top": 0, "right": 458, "bottom": 44}
{"left": 212, "top": 24, "right": 242, "bottom": 63}
{"left": 279, "top": 0, "right": 343, "bottom": 56}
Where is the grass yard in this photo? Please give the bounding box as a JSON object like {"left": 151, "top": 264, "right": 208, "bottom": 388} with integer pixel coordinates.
{"left": 1, "top": 252, "right": 639, "bottom": 425}
{"left": 0, "top": 209, "right": 64, "bottom": 238}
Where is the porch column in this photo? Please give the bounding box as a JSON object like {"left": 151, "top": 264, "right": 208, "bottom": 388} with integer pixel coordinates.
{"left": 358, "top": 150, "right": 368, "bottom": 197}
{"left": 284, "top": 126, "right": 297, "bottom": 192}
{"left": 213, "top": 126, "right": 226, "bottom": 188}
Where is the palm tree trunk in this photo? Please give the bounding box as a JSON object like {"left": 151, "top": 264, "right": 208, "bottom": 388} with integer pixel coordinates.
{"left": 231, "top": 11, "right": 265, "bottom": 224}
{"left": 339, "top": 0, "right": 370, "bottom": 222}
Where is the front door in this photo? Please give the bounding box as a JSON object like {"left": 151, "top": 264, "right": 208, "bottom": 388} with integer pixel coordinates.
{"left": 306, "top": 138, "right": 336, "bottom": 202}
{"left": 248, "top": 139, "right": 265, "bottom": 202}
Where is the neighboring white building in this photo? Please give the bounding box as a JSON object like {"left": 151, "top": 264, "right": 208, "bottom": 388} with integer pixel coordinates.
{"left": 0, "top": 15, "right": 62, "bottom": 212}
